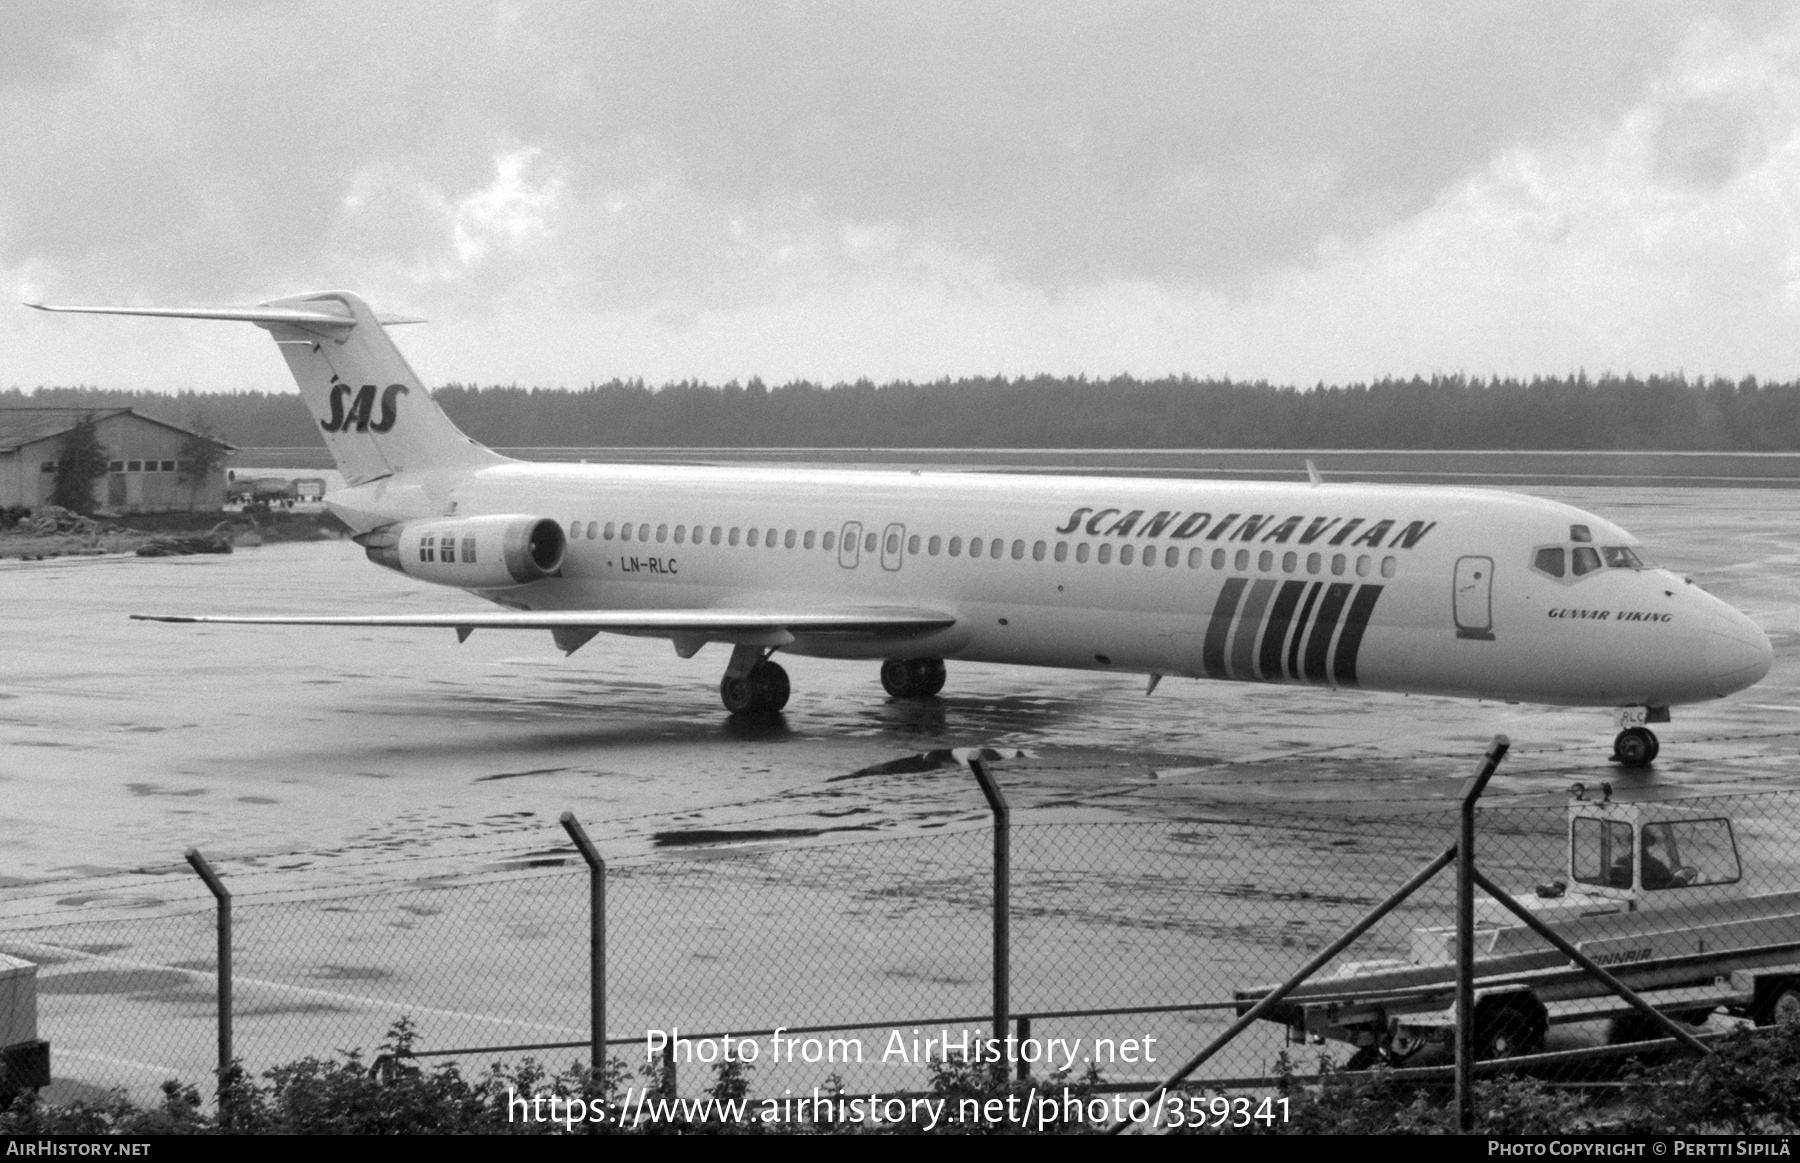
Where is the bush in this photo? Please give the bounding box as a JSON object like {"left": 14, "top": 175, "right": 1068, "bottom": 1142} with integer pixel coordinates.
{"left": 7, "top": 1021, "right": 1797, "bottom": 1135}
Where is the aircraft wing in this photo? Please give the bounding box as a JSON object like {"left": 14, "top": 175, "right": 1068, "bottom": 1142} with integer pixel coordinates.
{"left": 130, "top": 606, "right": 957, "bottom": 654}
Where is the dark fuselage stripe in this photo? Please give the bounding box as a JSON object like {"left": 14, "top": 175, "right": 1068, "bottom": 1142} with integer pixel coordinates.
{"left": 1202, "top": 576, "right": 1247, "bottom": 680}
{"left": 1303, "top": 582, "right": 1355, "bottom": 683}
{"left": 1259, "top": 580, "right": 1307, "bottom": 682}
{"left": 1229, "top": 579, "right": 1277, "bottom": 681}
{"left": 1286, "top": 582, "right": 1323, "bottom": 681}
{"left": 1331, "top": 584, "right": 1384, "bottom": 688}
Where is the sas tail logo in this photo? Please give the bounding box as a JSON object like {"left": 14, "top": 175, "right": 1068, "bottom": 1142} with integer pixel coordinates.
{"left": 321, "top": 378, "right": 408, "bottom": 433}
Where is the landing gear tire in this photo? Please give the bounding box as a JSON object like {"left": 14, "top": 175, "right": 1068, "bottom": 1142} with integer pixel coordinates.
{"left": 1613, "top": 727, "right": 1659, "bottom": 767}
{"left": 1753, "top": 984, "right": 1800, "bottom": 1027}
{"left": 880, "top": 658, "right": 946, "bottom": 699}
{"left": 721, "top": 660, "right": 789, "bottom": 716}
{"left": 1472, "top": 996, "right": 1547, "bottom": 1060}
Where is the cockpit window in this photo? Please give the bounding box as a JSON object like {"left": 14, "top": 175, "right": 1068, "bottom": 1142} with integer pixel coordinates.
{"left": 1569, "top": 524, "right": 1592, "bottom": 543}
{"left": 1571, "top": 546, "right": 1602, "bottom": 576}
{"left": 1533, "top": 547, "right": 1565, "bottom": 578}
{"left": 1603, "top": 546, "right": 1645, "bottom": 569}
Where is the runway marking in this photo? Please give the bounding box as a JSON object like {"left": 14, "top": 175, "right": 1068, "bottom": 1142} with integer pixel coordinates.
{"left": 13, "top": 936, "right": 587, "bottom": 1039}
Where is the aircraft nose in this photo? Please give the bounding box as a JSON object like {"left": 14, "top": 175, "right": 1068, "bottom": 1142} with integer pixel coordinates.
{"left": 1703, "top": 610, "right": 1773, "bottom": 694}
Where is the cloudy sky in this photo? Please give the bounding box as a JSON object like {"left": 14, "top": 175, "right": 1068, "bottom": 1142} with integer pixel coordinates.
{"left": 5, "top": 1, "right": 1799, "bottom": 393}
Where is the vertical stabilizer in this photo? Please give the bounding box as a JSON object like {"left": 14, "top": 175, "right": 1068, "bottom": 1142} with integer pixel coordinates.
{"left": 28, "top": 291, "right": 507, "bottom": 486}
{"left": 260, "top": 292, "right": 504, "bottom": 485}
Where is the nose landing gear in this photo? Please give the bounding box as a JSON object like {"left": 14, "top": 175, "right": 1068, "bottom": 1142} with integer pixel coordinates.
{"left": 1610, "top": 706, "right": 1668, "bottom": 768}
{"left": 880, "top": 657, "right": 947, "bottom": 699}
{"left": 1612, "top": 727, "right": 1660, "bottom": 768}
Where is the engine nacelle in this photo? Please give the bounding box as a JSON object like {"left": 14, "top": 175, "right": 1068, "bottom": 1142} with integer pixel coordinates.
{"left": 359, "top": 515, "right": 566, "bottom": 588}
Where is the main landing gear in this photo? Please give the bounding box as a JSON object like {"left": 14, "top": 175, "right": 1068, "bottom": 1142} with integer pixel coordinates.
{"left": 719, "top": 646, "right": 789, "bottom": 716}
{"left": 880, "top": 658, "right": 946, "bottom": 700}
{"left": 1610, "top": 706, "right": 1668, "bottom": 768}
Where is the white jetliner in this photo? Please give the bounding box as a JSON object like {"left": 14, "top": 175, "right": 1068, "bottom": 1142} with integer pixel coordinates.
{"left": 31, "top": 292, "right": 1774, "bottom": 766}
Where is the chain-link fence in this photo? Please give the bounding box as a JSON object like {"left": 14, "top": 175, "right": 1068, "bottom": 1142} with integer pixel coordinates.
{"left": 6, "top": 782, "right": 1800, "bottom": 1107}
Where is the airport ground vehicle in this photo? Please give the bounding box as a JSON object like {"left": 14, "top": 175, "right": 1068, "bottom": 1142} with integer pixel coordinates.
{"left": 1237, "top": 797, "right": 1800, "bottom": 1066}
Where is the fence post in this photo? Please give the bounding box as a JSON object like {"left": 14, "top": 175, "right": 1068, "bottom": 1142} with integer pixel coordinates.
{"left": 962, "top": 751, "right": 1010, "bottom": 1075}
{"left": 183, "top": 848, "right": 231, "bottom": 1100}
{"left": 560, "top": 812, "right": 607, "bottom": 1074}
{"left": 1456, "top": 735, "right": 1510, "bottom": 1134}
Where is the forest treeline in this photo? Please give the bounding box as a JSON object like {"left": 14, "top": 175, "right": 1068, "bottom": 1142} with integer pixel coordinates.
{"left": 7, "top": 373, "right": 1800, "bottom": 450}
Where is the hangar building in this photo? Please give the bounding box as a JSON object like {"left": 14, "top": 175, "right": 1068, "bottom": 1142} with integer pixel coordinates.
{"left": 0, "top": 408, "right": 235, "bottom": 513}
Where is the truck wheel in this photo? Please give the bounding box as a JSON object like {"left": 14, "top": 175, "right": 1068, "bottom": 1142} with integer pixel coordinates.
{"left": 1754, "top": 985, "right": 1800, "bottom": 1027}
{"left": 1474, "top": 997, "right": 1547, "bottom": 1060}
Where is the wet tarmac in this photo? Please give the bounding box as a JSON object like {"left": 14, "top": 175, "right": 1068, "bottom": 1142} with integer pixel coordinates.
{"left": 0, "top": 480, "right": 1796, "bottom": 1100}
{"left": 2, "top": 483, "right": 1794, "bottom": 883}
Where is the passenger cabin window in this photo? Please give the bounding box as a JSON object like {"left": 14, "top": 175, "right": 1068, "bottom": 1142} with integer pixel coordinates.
{"left": 1120, "top": 545, "right": 1135, "bottom": 565}
{"left": 1075, "top": 543, "right": 1088, "bottom": 563}
{"left": 822, "top": 531, "right": 835, "bottom": 551}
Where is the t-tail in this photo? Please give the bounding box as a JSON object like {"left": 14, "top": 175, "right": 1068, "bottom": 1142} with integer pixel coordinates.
{"left": 28, "top": 291, "right": 505, "bottom": 486}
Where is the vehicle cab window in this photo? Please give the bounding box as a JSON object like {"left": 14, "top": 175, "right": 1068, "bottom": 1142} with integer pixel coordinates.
{"left": 1571, "top": 817, "right": 1634, "bottom": 888}
{"left": 1571, "top": 546, "right": 1601, "bottom": 576}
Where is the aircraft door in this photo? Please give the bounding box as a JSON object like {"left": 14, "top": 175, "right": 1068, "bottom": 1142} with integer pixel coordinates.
{"left": 1453, "top": 555, "right": 1495, "bottom": 640}
{"left": 838, "top": 521, "right": 862, "bottom": 569}
{"left": 880, "top": 523, "right": 905, "bottom": 571}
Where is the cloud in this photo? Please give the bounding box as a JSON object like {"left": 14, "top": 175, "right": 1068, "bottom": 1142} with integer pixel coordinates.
{"left": 4, "top": 2, "right": 1799, "bottom": 390}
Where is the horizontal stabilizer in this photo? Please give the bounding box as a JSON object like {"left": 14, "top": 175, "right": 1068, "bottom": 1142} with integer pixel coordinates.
{"left": 27, "top": 302, "right": 424, "bottom": 327}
